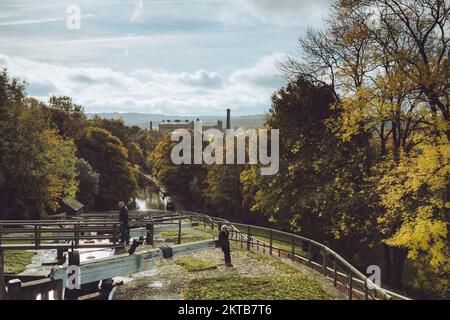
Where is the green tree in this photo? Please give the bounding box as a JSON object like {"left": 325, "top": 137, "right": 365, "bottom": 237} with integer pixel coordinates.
{"left": 76, "top": 158, "right": 100, "bottom": 211}
{"left": 241, "top": 77, "right": 378, "bottom": 265}
{"left": 204, "top": 164, "right": 245, "bottom": 220}
{"left": 49, "top": 95, "right": 86, "bottom": 120}
{"left": 77, "top": 127, "right": 138, "bottom": 210}
{"left": 91, "top": 117, "right": 147, "bottom": 166}
{"left": 0, "top": 70, "right": 78, "bottom": 219}
{"left": 0, "top": 71, "right": 80, "bottom": 298}
{"left": 280, "top": 0, "right": 449, "bottom": 295}
{"left": 148, "top": 133, "right": 206, "bottom": 210}
{"left": 39, "top": 96, "right": 88, "bottom": 141}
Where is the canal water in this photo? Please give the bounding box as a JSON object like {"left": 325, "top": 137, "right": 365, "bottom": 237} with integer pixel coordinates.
{"left": 133, "top": 184, "right": 187, "bottom": 212}
{"left": 134, "top": 187, "right": 164, "bottom": 211}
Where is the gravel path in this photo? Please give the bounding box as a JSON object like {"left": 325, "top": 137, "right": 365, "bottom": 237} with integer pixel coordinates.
{"left": 112, "top": 247, "right": 346, "bottom": 300}
{"left": 113, "top": 249, "right": 278, "bottom": 300}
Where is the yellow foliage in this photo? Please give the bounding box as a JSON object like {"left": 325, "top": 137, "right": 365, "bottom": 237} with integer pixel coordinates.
{"left": 377, "top": 135, "right": 450, "bottom": 270}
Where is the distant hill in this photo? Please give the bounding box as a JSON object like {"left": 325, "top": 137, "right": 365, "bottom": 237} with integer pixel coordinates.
{"left": 87, "top": 113, "right": 267, "bottom": 130}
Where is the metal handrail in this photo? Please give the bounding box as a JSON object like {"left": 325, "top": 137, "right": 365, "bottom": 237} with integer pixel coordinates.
{"left": 0, "top": 210, "right": 410, "bottom": 300}
{"left": 181, "top": 210, "right": 410, "bottom": 301}
{"left": 0, "top": 215, "right": 190, "bottom": 250}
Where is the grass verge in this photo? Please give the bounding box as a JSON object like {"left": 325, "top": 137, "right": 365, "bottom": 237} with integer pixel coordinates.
{"left": 174, "top": 257, "right": 218, "bottom": 272}
{"left": 183, "top": 274, "right": 331, "bottom": 300}
{"left": 2, "top": 233, "right": 52, "bottom": 274}
{"left": 165, "top": 235, "right": 211, "bottom": 243}
{"left": 4, "top": 251, "right": 35, "bottom": 274}
{"left": 193, "top": 225, "right": 219, "bottom": 237}
{"left": 160, "top": 230, "right": 182, "bottom": 237}
{"left": 244, "top": 251, "right": 300, "bottom": 274}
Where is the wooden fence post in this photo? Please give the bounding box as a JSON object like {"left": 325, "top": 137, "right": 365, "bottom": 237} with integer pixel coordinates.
{"left": 323, "top": 252, "right": 327, "bottom": 276}
{"left": 291, "top": 235, "right": 295, "bottom": 261}
{"left": 333, "top": 258, "right": 337, "bottom": 287}
{"left": 34, "top": 225, "right": 40, "bottom": 248}
{"left": 364, "top": 279, "right": 369, "bottom": 300}
{"left": 55, "top": 279, "right": 64, "bottom": 300}
{"left": 308, "top": 243, "right": 313, "bottom": 267}
{"left": 66, "top": 251, "right": 81, "bottom": 300}
{"left": 178, "top": 219, "right": 182, "bottom": 245}
{"left": 41, "top": 289, "right": 49, "bottom": 300}
{"left": 240, "top": 233, "right": 243, "bottom": 249}
{"left": 269, "top": 230, "right": 273, "bottom": 256}
{"left": 7, "top": 279, "right": 22, "bottom": 300}
{"left": 246, "top": 226, "right": 251, "bottom": 251}
{"left": 148, "top": 223, "right": 154, "bottom": 246}
{"left": 74, "top": 224, "right": 79, "bottom": 247}
{"left": 348, "top": 274, "right": 353, "bottom": 300}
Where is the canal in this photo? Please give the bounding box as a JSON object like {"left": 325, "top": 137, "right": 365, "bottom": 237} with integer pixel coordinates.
{"left": 133, "top": 182, "right": 189, "bottom": 213}
{"left": 134, "top": 187, "right": 164, "bottom": 211}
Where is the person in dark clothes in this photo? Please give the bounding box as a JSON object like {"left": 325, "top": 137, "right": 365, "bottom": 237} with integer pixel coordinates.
{"left": 118, "top": 201, "right": 130, "bottom": 244}
{"left": 219, "top": 225, "right": 233, "bottom": 267}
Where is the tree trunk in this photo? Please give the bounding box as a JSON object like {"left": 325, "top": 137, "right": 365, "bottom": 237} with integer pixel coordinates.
{"left": 385, "top": 246, "right": 408, "bottom": 289}
{"left": 383, "top": 244, "right": 392, "bottom": 284}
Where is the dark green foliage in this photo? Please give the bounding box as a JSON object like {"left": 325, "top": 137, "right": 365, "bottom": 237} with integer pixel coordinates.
{"left": 76, "top": 158, "right": 99, "bottom": 211}
{"left": 77, "top": 127, "right": 138, "bottom": 210}
{"left": 0, "top": 70, "right": 78, "bottom": 220}
{"left": 148, "top": 134, "right": 207, "bottom": 207}
{"left": 90, "top": 117, "right": 147, "bottom": 167}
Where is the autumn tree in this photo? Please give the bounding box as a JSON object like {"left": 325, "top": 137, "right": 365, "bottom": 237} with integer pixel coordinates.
{"left": 77, "top": 127, "right": 138, "bottom": 210}
{"left": 76, "top": 158, "right": 99, "bottom": 211}
{"left": 49, "top": 95, "right": 86, "bottom": 120}
{"left": 135, "top": 129, "right": 164, "bottom": 161}
{"left": 203, "top": 163, "right": 246, "bottom": 220}
{"left": 91, "top": 117, "right": 146, "bottom": 167}
{"left": 372, "top": 132, "right": 449, "bottom": 292}
{"left": 42, "top": 96, "right": 88, "bottom": 140}
{"left": 148, "top": 133, "right": 207, "bottom": 210}
{"left": 280, "top": 0, "right": 449, "bottom": 294}
{"left": 240, "top": 77, "right": 379, "bottom": 266}
{"left": 0, "top": 70, "right": 78, "bottom": 219}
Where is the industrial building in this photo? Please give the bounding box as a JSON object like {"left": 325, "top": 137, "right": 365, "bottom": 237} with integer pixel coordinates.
{"left": 153, "top": 109, "right": 231, "bottom": 135}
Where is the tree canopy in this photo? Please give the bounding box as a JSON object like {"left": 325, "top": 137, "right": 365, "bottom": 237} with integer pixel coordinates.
{"left": 77, "top": 127, "right": 138, "bottom": 210}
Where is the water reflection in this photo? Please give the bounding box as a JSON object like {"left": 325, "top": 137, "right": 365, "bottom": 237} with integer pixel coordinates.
{"left": 135, "top": 198, "right": 148, "bottom": 211}
{"left": 135, "top": 187, "right": 163, "bottom": 211}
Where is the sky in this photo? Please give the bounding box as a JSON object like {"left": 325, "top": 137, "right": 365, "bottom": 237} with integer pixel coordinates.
{"left": 0, "top": 0, "right": 330, "bottom": 116}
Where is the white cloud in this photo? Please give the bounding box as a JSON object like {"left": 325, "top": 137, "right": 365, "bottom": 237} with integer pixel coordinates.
{"left": 0, "top": 52, "right": 286, "bottom": 115}
{"left": 0, "top": 18, "right": 62, "bottom": 26}
{"left": 132, "top": 69, "right": 225, "bottom": 89}
{"left": 219, "top": 0, "right": 330, "bottom": 27}
{"left": 130, "top": 0, "right": 144, "bottom": 22}
{"left": 230, "top": 52, "right": 285, "bottom": 88}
